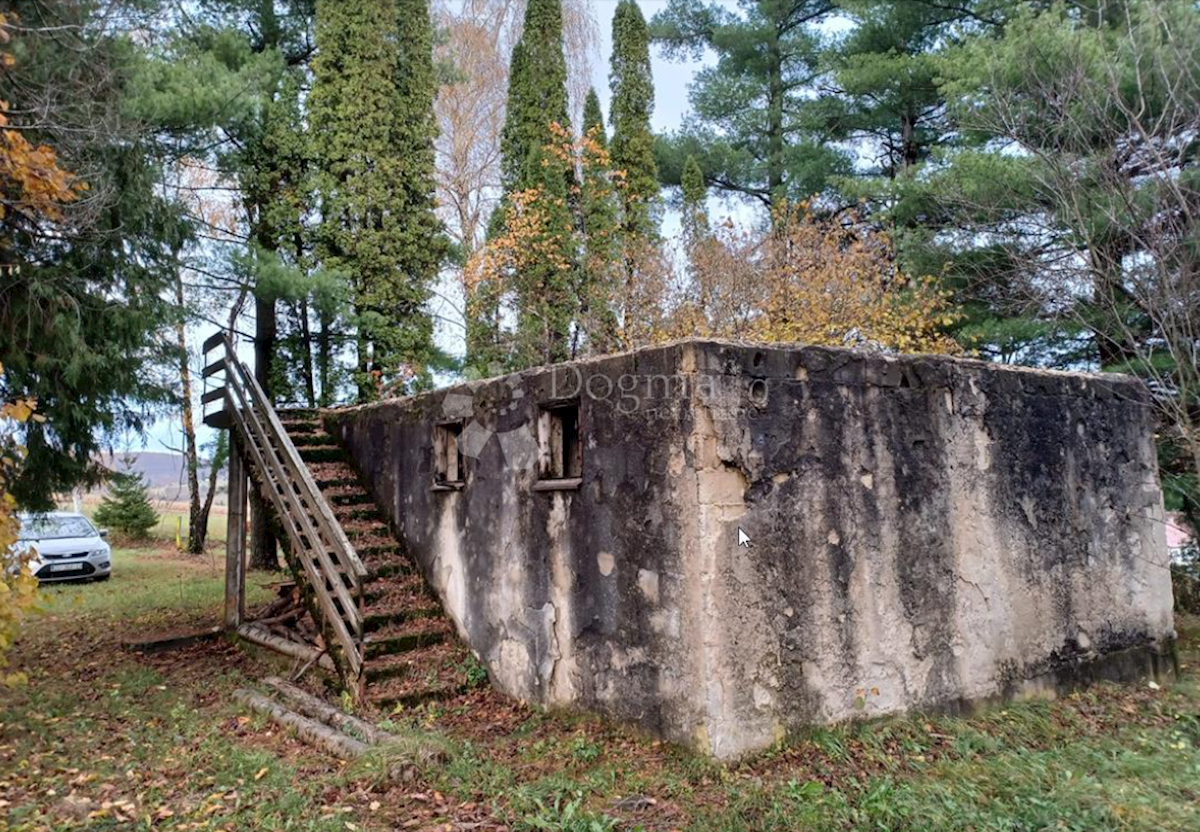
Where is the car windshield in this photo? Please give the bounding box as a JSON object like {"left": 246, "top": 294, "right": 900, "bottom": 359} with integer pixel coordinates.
{"left": 18, "top": 515, "right": 96, "bottom": 540}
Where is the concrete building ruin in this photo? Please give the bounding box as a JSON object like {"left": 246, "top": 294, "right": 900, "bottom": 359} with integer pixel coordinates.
{"left": 318, "top": 339, "right": 1176, "bottom": 759}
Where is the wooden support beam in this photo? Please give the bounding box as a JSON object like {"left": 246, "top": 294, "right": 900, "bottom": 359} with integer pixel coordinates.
{"left": 225, "top": 437, "right": 248, "bottom": 629}
{"left": 237, "top": 623, "right": 336, "bottom": 672}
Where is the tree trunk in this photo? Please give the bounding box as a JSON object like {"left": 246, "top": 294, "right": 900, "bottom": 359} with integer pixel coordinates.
{"left": 249, "top": 291, "right": 280, "bottom": 571}
{"left": 1091, "top": 237, "right": 1136, "bottom": 370}
{"left": 297, "top": 298, "right": 316, "bottom": 408}
{"left": 356, "top": 324, "right": 373, "bottom": 403}
{"left": 317, "top": 307, "right": 334, "bottom": 407}
{"left": 766, "top": 29, "right": 784, "bottom": 204}
{"left": 191, "top": 432, "right": 227, "bottom": 555}
{"left": 173, "top": 269, "right": 206, "bottom": 556}
{"left": 900, "top": 109, "right": 919, "bottom": 173}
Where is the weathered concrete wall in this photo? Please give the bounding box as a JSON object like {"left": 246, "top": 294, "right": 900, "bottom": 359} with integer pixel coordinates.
{"left": 325, "top": 340, "right": 1175, "bottom": 758}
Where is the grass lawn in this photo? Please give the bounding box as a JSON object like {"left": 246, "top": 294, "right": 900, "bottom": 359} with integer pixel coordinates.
{"left": 2, "top": 547, "right": 1199, "bottom": 831}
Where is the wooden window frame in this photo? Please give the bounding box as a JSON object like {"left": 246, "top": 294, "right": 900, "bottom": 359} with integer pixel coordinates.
{"left": 535, "top": 402, "right": 582, "bottom": 491}
{"left": 432, "top": 421, "right": 465, "bottom": 490}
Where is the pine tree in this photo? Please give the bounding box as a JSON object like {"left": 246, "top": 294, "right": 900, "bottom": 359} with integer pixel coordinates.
{"left": 0, "top": 0, "right": 184, "bottom": 510}
{"left": 609, "top": 0, "right": 659, "bottom": 241}
{"left": 93, "top": 463, "right": 159, "bottom": 541}
{"left": 651, "top": 0, "right": 851, "bottom": 206}
{"left": 310, "top": 0, "right": 440, "bottom": 401}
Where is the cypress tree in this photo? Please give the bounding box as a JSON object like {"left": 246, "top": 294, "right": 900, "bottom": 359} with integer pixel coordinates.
{"left": 494, "top": 0, "right": 577, "bottom": 368}
{"left": 500, "top": 0, "right": 571, "bottom": 192}
{"left": 579, "top": 89, "right": 620, "bottom": 352}
{"left": 389, "top": 0, "right": 446, "bottom": 386}
{"left": 609, "top": 0, "right": 659, "bottom": 241}
{"left": 582, "top": 88, "right": 607, "bottom": 147}
{"left": 310, "top": 0, "right": 440, "bottom": 401}
{"left": 680, "top": 154, "right": 708, "bottom": 237}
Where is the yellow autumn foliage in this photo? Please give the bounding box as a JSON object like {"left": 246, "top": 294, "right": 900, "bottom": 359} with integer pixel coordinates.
{"left": 666, "top": 202, "right": 960, "bottom": 355}
{"left": 0, "top": 12, "right": 83, "bottom": 233}
{"left": 468, "top": 123, "right": 958, "bottom": 361}
{"left": 0, "top": 361, "right": 41, "bottom": 687}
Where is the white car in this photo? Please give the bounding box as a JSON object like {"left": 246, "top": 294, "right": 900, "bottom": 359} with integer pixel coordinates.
{"left": 16, "top": 512, "right": 112, "bottom": 582}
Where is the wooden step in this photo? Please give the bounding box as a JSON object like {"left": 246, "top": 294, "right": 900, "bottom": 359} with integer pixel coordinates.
{"left": 361, "top": 575, "right": 435, "bottom": 621}
{"left": 280, "top": 420, "right": 320, "bottom": 435}
{"left": 363, "top": 619, "right": 452, "bottom": 661}
{"left": 297, "top": 445, "right": 348, "bottom": 463}
{"left": 365, "top": 644, "right": 472, "bottom": 708}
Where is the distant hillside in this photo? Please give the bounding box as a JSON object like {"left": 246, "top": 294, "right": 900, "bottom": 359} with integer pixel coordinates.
{"left": 95, "top": 452, "right": 226, "bottom": 502}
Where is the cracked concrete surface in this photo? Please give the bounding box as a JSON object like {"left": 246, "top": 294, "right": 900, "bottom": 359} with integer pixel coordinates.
{"left": 326, "top": 340, "right": 1176, "bottom": 759}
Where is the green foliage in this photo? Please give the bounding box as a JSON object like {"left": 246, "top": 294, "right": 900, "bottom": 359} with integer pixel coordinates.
{"left": 581, "top": 89, "right": 607, "bottom": 147}
{"left": 310, "top": 0, "right": 443, "bottom": 401}
{"left": 609, "top": 0, "right": 659, "bottom": 240}
{"left": 680, "top": 153, "right": 707, "bottom": 236}
{"left": 650, "top": 0, "right": 853, "bottom": 205}
{"left": 93, "top": 463, "right": 160, "bottom": 541}
{"left": 579, "top": 91, "right": 622, "bottom": 353}
{"left": 482, "top": 0, "right": 578, "bottom": 370}
{"left": 500, "top": 0, "right": 571, "bottom": 193}
{"left": 0, "top": 1, "right": 185, "bottom": 510}
{"left": 456, "top": 653, "right": 490, "bottom": 689}
{"left": 515, "top": 792, "right": 619, "bottom": 832}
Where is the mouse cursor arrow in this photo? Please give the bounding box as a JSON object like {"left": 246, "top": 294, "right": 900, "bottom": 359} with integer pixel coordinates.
{"left": 737, "top": 527, "right": 751, "bottom": 548}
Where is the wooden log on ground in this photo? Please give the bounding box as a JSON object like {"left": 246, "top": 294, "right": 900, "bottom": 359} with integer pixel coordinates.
{"left": 236, "top": 623, "right": 336, "bottom": 673}
{"left": 262, "top": 676, "right": 388, "bottom": 745}
{"left": 233, "top": 689, "right": 367, "bottom": 759}
{"left": 124, "top": 626, "right": 222, "bottom": 654}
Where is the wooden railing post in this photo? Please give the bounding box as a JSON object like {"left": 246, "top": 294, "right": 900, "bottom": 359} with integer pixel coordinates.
{"left": 224, "top": 434, "right": 248, "bottom": 629}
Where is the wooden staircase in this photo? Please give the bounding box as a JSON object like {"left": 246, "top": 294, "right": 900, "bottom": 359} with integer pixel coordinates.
{"left": 278, "top": 409, "right": 474, "bottom": 709}
{"left": 202, "top": 333, "right": 475, "bottom": 709}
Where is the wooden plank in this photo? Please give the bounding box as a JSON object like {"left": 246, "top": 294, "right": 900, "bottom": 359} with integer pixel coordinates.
{"left": 237, "top": 623, "right": 336, "bottom": 672}
{"left": 201, "top": 357, "right": 226, "bottom": 378}
{"left": 201, "top": 386, "right": 226, "bottom": 405}
{"left": 202, "top": 410, "right": 231, "bottom": 430}
{"left": 239, "top": 366, "right": 367, "bottom": 580}
{"left": 224, "top": 437, "right": 247, "bottom": 629}
{"left": 223, "top": 381, "right": 363, "bottom": 674}
{"left": 201, "top": 330, "right": 228, "bottom": 353}
{"left": 262, "top": 676, "right": 389, "bottom": 745}
{"left": 124, "top": 626, "right": 222, "bottom": 654}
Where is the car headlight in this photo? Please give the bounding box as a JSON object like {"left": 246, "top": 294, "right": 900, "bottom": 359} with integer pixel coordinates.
{"left": 91, "top": 549, "right": 108, "bottom": 558}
